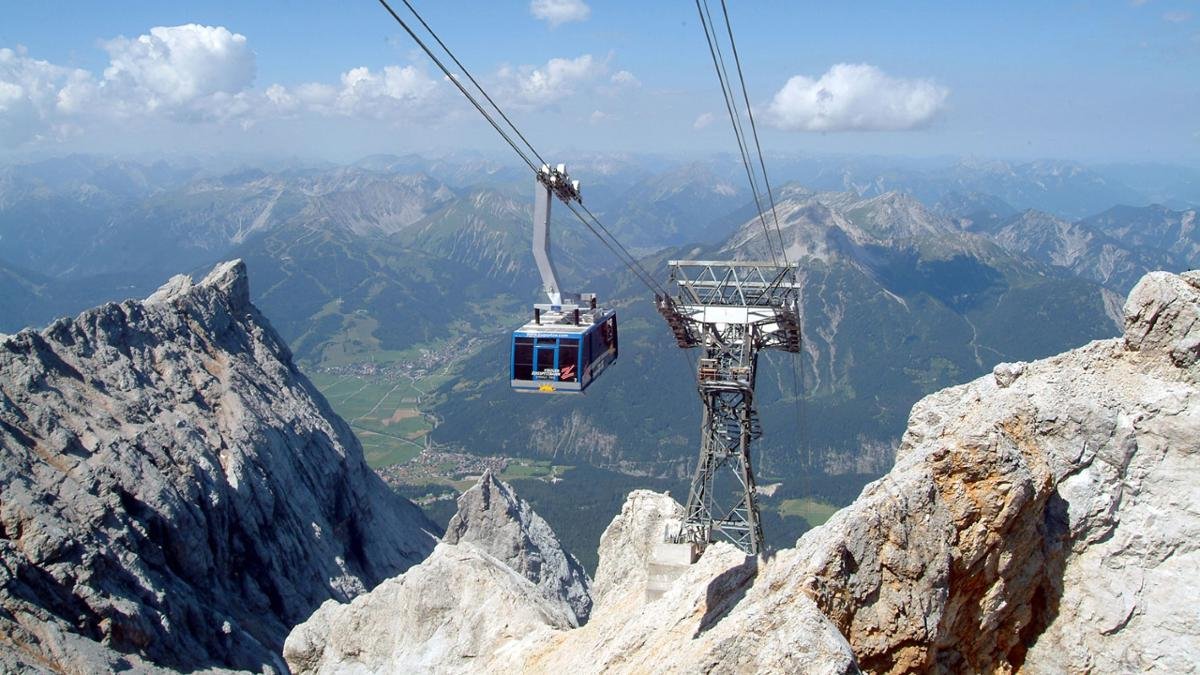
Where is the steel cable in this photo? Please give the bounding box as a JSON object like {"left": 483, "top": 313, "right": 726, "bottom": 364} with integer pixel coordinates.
{"left": 718, "top": 0, "right": 789, "bottom": 265}
{"left": 695, "top": 0, "right": 780, "bottom": 267}
{"left": 376, "top": 0, "right": 669, "bottom": 302}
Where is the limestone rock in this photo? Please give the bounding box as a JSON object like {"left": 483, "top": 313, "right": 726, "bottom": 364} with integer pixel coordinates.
{"left": 444, "top": 470, "right": 592, "bottom": 624}
{"left": 0, "top": 260, "right": 438, "bottom": 673}
{"left": 1123, "top": 269, "right": 1200, "bottom": 366}
{"left": 792, "top": 269, "right": 1200, "bottom": 672}
{"left": 283, "top": 542, "right": 571, "bottom": 675}
{"left": 520, "top": 509, "right": 859, "bottom": 675}
{"left": 286, "top": 482, "right": 858, "bottom": 675}
{"left": 992, "top": 360, "right": 1025, "bottom": 387}
{"left": 590, "top": 489, "right": 683, "bottom": 609}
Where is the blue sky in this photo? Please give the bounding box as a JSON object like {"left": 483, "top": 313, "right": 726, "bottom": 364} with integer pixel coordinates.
{"left": 1, "top": 1, "right": 1197, "bottom": 163}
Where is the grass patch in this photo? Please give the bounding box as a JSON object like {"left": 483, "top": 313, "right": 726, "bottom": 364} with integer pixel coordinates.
{"left": 777, "top": 498, "right": 840, "bottom": 526}
{"left": 309, "top": 371, "right": 437, "bottom": 469}
{"left": 357, "top": 430, "right": 422, "bottom": 468}
{"left": 499, "top": 460, "right": 573, "bottom": 480}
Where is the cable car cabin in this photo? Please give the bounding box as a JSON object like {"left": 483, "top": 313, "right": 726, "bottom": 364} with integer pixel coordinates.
{"left": 511, "top": 309, "right": 618, "bottom": 394}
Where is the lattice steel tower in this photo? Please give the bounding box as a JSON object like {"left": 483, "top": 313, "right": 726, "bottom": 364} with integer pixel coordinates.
{"left": 657, "top": 261, "right": 801, "bottom": 555}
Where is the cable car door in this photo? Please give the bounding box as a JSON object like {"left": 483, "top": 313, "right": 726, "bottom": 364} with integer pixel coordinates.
{"left": 533, "top": 342, "right": 557, "bottom": 381}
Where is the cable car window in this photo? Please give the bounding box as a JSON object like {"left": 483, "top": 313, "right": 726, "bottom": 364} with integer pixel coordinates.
{"left": 536, "top": 346, "right": 555, "bottom": 375}
{"left": 558, "top": 339, "right": 579, "bottom": 381}
{"left": 590, "top": 323, "right": 608, "bottom": 359}
{"left": 536, "top": 337, "right": 557, "bottom": 345}
{"left": 513, "top": 338, "right": 534, "bottom": 380}
{"left": 609, "top": 317, "right": 618, "bottom": 357}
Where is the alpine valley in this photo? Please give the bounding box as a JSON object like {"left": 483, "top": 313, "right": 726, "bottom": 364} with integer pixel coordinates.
{"left": 1, "top": 153, "right": 1197, "bottom": 567}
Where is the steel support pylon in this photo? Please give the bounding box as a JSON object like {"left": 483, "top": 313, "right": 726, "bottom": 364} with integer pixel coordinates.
{"left": 657, "top": 261, "right": 801, "bottom": 556}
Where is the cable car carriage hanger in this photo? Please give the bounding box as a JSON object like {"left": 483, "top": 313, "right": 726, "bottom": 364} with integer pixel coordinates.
{"left": 510, "top": 164, "right": 618, "bottom": 394}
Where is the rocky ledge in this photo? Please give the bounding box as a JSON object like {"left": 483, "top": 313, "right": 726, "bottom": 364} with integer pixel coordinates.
{"left": 0, "top": 261, "right": 438, "bottom": 673}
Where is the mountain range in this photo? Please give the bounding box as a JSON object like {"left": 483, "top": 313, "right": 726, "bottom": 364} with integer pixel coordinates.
{"left": 1, "top": 153, "right": 1196, "bottom": 522}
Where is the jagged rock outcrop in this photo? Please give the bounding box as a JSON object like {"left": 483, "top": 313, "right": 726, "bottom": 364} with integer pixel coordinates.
{"left": 0, "top": 260, "right": 438, "bottom": 673}
{"left": 774, "top": 268, "right": 1200, "bottom": 672}
{"left": 283, "top": 542, "right": 572, "bottom": 675}
{"left": 284, "top": 269, "right": 1199, "bottom": 674}
{"left": 444, "top": 470, "right": 592, "bottom": 624}
{"left": 589, "top": 489, "right": 684, "bottom": 609}
{"left": 284, "top": 471, "right": 590, "bottom": 673}
{"left": 523, "top": 493, "right": 859, "bottom": 674}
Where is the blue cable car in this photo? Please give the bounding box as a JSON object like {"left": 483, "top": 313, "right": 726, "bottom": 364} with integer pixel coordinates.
{"left": 509, "top": 163, "right": 619, "bottom": 393}
{"left": 510, "top": 309, "right": 617, "bottom": 394}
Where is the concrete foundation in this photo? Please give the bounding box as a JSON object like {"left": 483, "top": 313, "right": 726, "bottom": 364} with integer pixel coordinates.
{"left": 646, "top": 541, "right": 698, "bottom": 602}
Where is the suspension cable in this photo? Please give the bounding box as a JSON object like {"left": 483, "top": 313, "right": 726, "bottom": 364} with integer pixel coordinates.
{"left": 375, "top": 0, "right": 669, "bottom": 301}
{"left": 696, "top": 0, "right": 808, "bottom": 492}
{"left": 718, "top": 0, "right": 789, "bottom": 265}
{"left": 576, "top": 202, "right": 670, "bottom": 297}
{"left": 394, "top": 0, "right": 548, "bottom": 170}
{"left": 695, "top": 0, "right": 780, "bottom": 267}
{"left": 375, "top": 0, "right": 538, "bottom": 172}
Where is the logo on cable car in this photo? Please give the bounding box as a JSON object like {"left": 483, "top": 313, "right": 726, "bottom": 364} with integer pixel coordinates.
{"left": 538, "top": 384, "right": 556, "bottom": 392}
{"left": 560, "top": 364, "right": 575, "bottom": 380}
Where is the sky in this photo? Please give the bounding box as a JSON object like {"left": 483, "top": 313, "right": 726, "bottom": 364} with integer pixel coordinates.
{"left": 1, "top": 0, "right": 1198, "bottom": 164}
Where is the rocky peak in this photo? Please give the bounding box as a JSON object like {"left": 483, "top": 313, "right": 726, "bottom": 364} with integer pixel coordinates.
{"left": 145, "top": 258, "right": 251, "bottom": 310}
{"left": 0, "top": 260, "right": 438, "bottom": 673}
{"left": 283, "top": 474, "right": 591, "bottom": 673}
{"left": 445, "top": 469, "right": 593, "bottom": 625}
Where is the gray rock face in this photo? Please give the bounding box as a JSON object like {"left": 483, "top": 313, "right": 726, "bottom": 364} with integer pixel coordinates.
{"left": 285, "top": 485, "right": 859, "bottom": 675}
{"left": 444, "top": 470, "right": 592, "bottom": 624}
{"left": 793, "top": 268, "right": 1200, "bottom": 672}
{"left": 0, "top": 260, "right": 438, "bottom": 673}
{"left": 1123, "top": 269, "right": 1200, "bottom": 367}
{"left": 590, "top": 489, "right": 683, "bottom": 610}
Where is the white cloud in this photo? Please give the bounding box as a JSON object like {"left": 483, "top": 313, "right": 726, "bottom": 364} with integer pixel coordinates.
{"left": 693, "top": 112, "right": 715, "bottom": 130}
{"left": 610, "top": 70, "right": 640, "bottom": 87}
{"left": 0, "top": 26, "right": 613, "bottom": 149}
{"left": 336, "top": 65, "right": 437, "bottom": 116}
{"left": 530, "top": 0, "right": 590, "bottom": 27}
{"left": 589, "top": 110, "right": 612, "bottom": 124}
{"left": 0, "top": 81, "right": 22, "bottom": 110}
{"left": 1163, "top": 10, "right": 1192, "bottom": 23}
{"left": 500, "top": 54, "right": 604, "bottom": 106}
{"left": 263, "top": 83, "right": 296, "bottom": 110}
{"left": 0, "top": 46, "right": 92, "bottom": 145}
{"left": 265, "top": 64, "right": 443, "bottom": 122}
{"left": 764, "top": 63, "right": 948, "bottom": 132}
{"left": 0, "top": 25, "right": 452, "bottom": 148}
{"left": 101, "top": 24, "right": 255, "bottom": 116}
{"left": 0, "top": 24, "right": 261, "bottom": 139}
